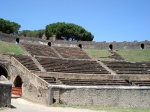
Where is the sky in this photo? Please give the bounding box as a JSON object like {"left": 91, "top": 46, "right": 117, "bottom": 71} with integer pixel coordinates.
{"left": 0, "top": 0, "right": 150, "bottom": 42}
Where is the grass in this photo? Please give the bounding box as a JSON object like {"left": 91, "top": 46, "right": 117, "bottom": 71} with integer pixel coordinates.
{"left": 52, "top": 104, "right": 150, "bottom": 112}
{"left": 85, "top": 49, "right": 112, "bottom": 60}
{"left": 0, "top": 40, "right": 24, "bottom": 54}
{"left": 85, "top": 49, "right": 150, "bottom": 62}
{"left": 117, "top": 49, "right": 150, "bottom": 62}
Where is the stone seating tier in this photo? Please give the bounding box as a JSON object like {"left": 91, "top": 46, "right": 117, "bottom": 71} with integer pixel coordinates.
{"left": 39, "top": 77, "right": 130, "bottom": 86}
{"left": 13, "top": 55, "right": 40, "bottom": 71}
{"left": 130, "top": 80, "right": 150, "bottom": 86}
{"left": 38, "top": 76, "right": 150, "bottom": 86}
{"left": 103, "top": 61, "right": 150, "bottom": 74}
{"left": 53, "top": 46, "right": 91, "bottom": 59}
{"left": 36, "top": 57, "right": 110, "bottom": 74}
{"left": 21, "top": 43, "right": 59, "bottom": 58}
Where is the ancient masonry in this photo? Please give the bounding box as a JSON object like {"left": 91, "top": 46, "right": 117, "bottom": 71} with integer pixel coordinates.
{"left": 0, "top": 33, "right": 150, "bottom": 107}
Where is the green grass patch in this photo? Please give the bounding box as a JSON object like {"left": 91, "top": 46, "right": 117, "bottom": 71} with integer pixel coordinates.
{"left": 85, "top": 49, "right": 112, "bottom": 60}
{"left": 117, "top": 49, "right": 150, "bottom": 62}
{"left": 52, "top": 104, "right": 150, "bottom": 112}
{"left": 0, "top": 40, "right": 24, "bottom": 54}
{"left": 85, "top": 49, "right": 150, "bottom": 62}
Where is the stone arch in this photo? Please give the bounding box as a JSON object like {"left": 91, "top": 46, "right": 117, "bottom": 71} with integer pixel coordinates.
{"left": 141, "top": 43, "right": 144, "bottom": 49}
{"left": 48, "top": 42, "right": 51, "bottom": 46}
{"left": 14, "top": 75, "right": 23, "bottom": 87}
{"left": 0, "top": 65, "right": 8, "bottom": 78}
{"left": 109, "top": 44, "right": 113, "bottom": 50}
{"left": 16, "top": 38, "right": 20, "bottom": 44}
{"left": 78, "top": 44, "right": 82, "bottom": 49}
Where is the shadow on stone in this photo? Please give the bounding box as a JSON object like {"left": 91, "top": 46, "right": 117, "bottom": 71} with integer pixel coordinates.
{"left": 10, "top": 105, "right": 16, "bottom": 109}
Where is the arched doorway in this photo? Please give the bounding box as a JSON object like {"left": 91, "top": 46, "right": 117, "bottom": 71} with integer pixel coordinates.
{"left": 48, "top": 42, "right": 51, "bottom": 46}
{"left": 109, "top": 44, "right": 113, "bottom": 50}
{"left": 16, "top": 38, "right": 19, "bottom": 44}
{"left": 0, "top": 65, "right": 8, "bottom": 78}
{"left": 78, "top": 44, "right": 82, "bottom": 49}
{"left": 141, "top": 43, "right": 144, "bottom": 49}
{"left": 14, "top": 75, "right": 22, "bottom": 87}
{"left": 13, "top": 75, "right": 22, "bottom": 96}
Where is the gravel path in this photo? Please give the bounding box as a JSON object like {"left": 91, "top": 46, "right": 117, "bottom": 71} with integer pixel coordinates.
{"left": 1, "top": 98, "right": 107, "bottom": 112}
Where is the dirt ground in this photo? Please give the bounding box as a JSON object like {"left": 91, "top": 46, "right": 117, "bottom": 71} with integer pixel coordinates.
{"left": 1, "top": 98, "right": 107, "bottom": 112}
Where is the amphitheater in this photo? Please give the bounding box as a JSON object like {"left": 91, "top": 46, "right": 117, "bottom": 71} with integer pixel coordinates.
{"left": 0, "top": 33, "right": 150, "bottom": 108}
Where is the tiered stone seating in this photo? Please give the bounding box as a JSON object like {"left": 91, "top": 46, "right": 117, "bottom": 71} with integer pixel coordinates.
{"left": 108, "top": 51, "right": 125, "bottom": 61}
{"left": 103, "top": 61, "right": 150, "bottom": 74}
{"left": 53, "top": 46, "right": 91, "bottom": 59}
{"left": 21, "top": 43, "right": 59, "bottom": 58}
{"left": 13, "top": 55, "right": 40, "bottom": 71}
{"left": 39, "top": 76, "right": 57, "bottom": 84}
{"left": 130, "top": 80, "right": 150, "bottom": 86}
{"left": 36, "top": 57, "right": 110, "bottom": 74}
{"left": 38, "top": 76, "right": 130, "bottom": 86}
{"left": 58, "top": 78, "right": 129, "bottom": 86}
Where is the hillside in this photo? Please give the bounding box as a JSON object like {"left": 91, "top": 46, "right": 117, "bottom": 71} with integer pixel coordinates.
{"left": 85, "top": 49, "right": 150, "bottom": 62}
{"left": 0, "top": 40, "right": 24, "bottom": 55}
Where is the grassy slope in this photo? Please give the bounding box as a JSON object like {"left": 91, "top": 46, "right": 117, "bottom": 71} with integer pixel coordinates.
{"left": 85, "top": 49, "right": 150, "bottom": 62}
{"left": 116, "top": 49, "right": 150, "bottom": 62}
{"left": 0, "top": 40, "right": 24, "bottom": 54}
{"left": 85, "top": 49, "right": 112, "bottom": 60}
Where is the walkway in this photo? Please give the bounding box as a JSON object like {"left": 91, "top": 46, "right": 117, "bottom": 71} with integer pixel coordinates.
{"left": 1, "top": 98, "right": 107, "bottom": 112}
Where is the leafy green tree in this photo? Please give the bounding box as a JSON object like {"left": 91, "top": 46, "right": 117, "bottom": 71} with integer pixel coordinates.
{"left": 19, "top": 30, "right": 45, "bottom": 38}
{"left": 0, "top": 18, "right": 21, "bottom": 34}
{"left": 45, "top": 22, "right": 94, "bottom": 41}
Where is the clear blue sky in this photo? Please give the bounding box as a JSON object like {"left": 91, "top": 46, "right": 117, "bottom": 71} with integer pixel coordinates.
{"left": 0, "top": 0, "right": 150, "bottom": 42}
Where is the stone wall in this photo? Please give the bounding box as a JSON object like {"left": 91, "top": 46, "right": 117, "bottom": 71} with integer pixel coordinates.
{"left": 1, "top": 33, "right": 149, "bottom": 50}
{"left": 0, "top": 33, "right": 21, "bottom": 43}
{"left": 20, "top": 39, "right": 150, "bottom": 50}
{"left": 52, "top": 40, "right": 150, "bottom": 49}
{"left": 50, "top": 85, "right": 150, "bottom": 107}
{"left": 10, "top": 57, "right": 49, "bottom": 105}
{"left": 0, "top": 76, "right": 12, "bottom": 107}
{"left": 0, "top": 60, "right": 10, "bottom": 79}
{"left": 34, "top": 71, "right": 150, "bottom": 81}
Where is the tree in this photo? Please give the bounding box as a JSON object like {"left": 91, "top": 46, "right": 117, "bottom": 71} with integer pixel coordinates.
{"left": 19, "top": 30, "right": 45, "bottom": 38}
{"left": 0, "top": 18, "right": 21, "bottom": 34}
{"left": 45, "top": 22, "right": 94, "bottom": 41}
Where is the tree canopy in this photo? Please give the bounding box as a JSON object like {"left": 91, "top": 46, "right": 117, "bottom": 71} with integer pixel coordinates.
{"left": 0, "top": 18, "right": 21, "bottom": 34}
{"left": 45, "top": 22, "right": 94, "bottom": 41}
{"left": 19, "top": 30, "right": 45, "bottom": 38}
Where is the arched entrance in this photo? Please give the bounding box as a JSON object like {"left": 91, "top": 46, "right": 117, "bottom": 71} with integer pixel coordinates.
{"left": 48, "top": 42, "right": 51, "bottom": 46}
{"left": 0, "top": 65, "right": 8, "bottom": 78}
{"left": 16, "top": 38, "right": 19, "bottom": 44}
{"left": 141, "top": 43, "right": 144, "bottom": 49}
{"left": 78, "top": 44, "right": 82, "bottom": 49}
{"left": 12, "top": 75, "right": 23, "bottom": 96}
{"left": 109, "top": 44, "right": 113, "bottom": 50}
{"left": 14, "top": 75, "right": 22, "bottom": 87}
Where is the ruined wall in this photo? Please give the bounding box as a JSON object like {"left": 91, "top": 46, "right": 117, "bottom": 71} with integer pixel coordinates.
{"left": 0, "top": 76, "right": 12, "bottom": 107}
{"left": 52, "top": 40, "right": 150, "bottom": 49}
{"left": 0, "top": 33, "right": 21, "bottom": 43}
{"left": 57, "top": 86, "right": 150, "bottom": 107}
{"left": 20, "top": 39, "right": 150, "bottom": 50}
{"left": 0, "top": 32, "right": 150, "bottom": 49}
{"left": 10, "top": 57, "right": 49, "bottom": 105}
